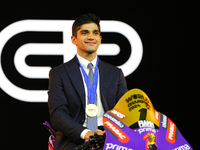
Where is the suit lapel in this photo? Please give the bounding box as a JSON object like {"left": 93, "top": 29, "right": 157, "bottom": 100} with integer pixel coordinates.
{"left": 64, "top": 57, "right": 112, "bottom": 112}
{"left": 64, "top": 57, "right": 86, "bottom": 107}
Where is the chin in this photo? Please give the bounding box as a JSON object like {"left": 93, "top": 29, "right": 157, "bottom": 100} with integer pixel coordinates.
{"left": 86, "top": 49, "right": 97, "bottom": 54}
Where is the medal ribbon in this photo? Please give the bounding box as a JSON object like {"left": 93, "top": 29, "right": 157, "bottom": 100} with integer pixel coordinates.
{"left": 76, "top": 55, "right": 99, "bottom": 104}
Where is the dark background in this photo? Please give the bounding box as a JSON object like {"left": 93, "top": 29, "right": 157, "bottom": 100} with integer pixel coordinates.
{"left": 0, "top": 1, "right": 198, "bottom": 149}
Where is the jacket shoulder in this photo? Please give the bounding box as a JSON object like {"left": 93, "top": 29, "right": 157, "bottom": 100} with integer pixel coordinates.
{"left": 99, "top": 59, "right": 121, "bottom": 72}
{"left": 52, "top": 56, "right": 77, "bottom": 71}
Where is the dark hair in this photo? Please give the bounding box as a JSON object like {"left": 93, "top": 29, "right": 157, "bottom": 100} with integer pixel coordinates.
{"left": 72, "top": 13, "right": 100, "bottom": 37}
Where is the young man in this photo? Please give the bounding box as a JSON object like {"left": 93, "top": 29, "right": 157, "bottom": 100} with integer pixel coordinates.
{"left": 48, "top": 13, "right": 128, "bottom": 149}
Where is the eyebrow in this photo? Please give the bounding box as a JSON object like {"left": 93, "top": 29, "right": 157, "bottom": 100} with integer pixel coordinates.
{"left": 80, "top": 29, "right": 100, "bottom": 33}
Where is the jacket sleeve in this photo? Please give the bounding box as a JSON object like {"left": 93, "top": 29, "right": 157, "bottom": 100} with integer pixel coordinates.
{"left": 48, "top": 68, "right": 86, "bottom": 141}
{"left": 116, "top": 68, "right": 128, "bottom": 101}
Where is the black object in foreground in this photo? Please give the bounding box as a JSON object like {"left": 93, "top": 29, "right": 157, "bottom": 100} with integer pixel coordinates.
{"left": 72, "top": 133, "right": 106, "bottom": 150}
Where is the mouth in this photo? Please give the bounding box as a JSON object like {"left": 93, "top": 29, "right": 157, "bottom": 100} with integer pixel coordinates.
{"left": 85, "top": 41, "right": 96, "bottom": 45}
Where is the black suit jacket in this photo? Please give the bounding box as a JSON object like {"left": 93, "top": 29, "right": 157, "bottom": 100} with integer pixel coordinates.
{"left": 48, "top": 56, "right": 128, "bottom": 150}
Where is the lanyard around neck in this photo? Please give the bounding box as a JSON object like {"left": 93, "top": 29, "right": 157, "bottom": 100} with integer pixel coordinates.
{"left": 76, "top": 55, "right": 99, "bottom": 104}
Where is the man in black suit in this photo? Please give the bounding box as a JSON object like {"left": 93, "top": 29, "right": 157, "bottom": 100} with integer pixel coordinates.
{"left": 48, "top": 13, "right": 128, "bottom": 150}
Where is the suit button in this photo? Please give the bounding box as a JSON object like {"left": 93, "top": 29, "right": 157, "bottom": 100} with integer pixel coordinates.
{"left": 80, "top": 120, "right": 84, "bottom": 124}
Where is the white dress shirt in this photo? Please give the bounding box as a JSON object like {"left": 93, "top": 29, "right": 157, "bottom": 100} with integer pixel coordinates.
{"left": 76, "top": 54, "right": 105, "bottom": 139}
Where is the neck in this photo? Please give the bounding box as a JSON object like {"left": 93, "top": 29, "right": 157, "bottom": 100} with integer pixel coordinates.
{"left": 77, "top": 51, "right": 97, "bottom": 62}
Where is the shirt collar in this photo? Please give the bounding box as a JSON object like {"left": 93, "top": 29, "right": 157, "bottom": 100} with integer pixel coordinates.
{"left": 76, "top": 54, "right": 97, "bottom": 69}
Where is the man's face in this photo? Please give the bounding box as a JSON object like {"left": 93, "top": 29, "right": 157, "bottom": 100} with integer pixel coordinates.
{"left": 71, "top": 23, "right": 102, "bottom": 56}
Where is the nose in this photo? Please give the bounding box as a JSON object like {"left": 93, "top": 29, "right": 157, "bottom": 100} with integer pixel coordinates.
{"left": 88, "top": 33, "right": 94, "bottom": 40}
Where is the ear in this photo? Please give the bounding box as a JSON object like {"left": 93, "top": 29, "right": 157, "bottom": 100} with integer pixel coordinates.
{"left": 71, "top": 36, "right": 77, "bottom": 45}
{"left": 99, "top": 35, "right": 102, "bottom": 43}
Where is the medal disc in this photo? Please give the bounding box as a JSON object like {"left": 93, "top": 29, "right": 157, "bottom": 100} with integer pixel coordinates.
{"left": 86, "top": 104, "right": 99, "bottom": 117}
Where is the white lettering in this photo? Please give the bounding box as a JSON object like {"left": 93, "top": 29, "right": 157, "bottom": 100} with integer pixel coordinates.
{"left": 111, "top": 110, "right": 126, "bottom": 119}
{"left": 105, "top": 143, "right": 133, "bottom": 150}
{"left": 104, "top": 121, "right": 126, "bottom": 140}
{"left": 162, "top": 114, "right": 167, "bottom": 128}
{"left": 138, "top": 127, "right": 157, "bottom": 134}
{"left": 104, "top": 113, "right": 124, "bottom": 128}
{"left": 155, "top": 110, "right": 159, "bottom": 120}
{"left": 173, "top": 144, "right": 191, "bottom": 150}
{"left": 169, "top": 122, "right": 175, "bottom": 140}
{"left": 106, "top": 143, "right": 114, "bottom": 150}
{"left": 0, "top": 20, "right": 143, "bottom": 102}
{"left": 138, "top": 120, "right": 155, "bottom": 128}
